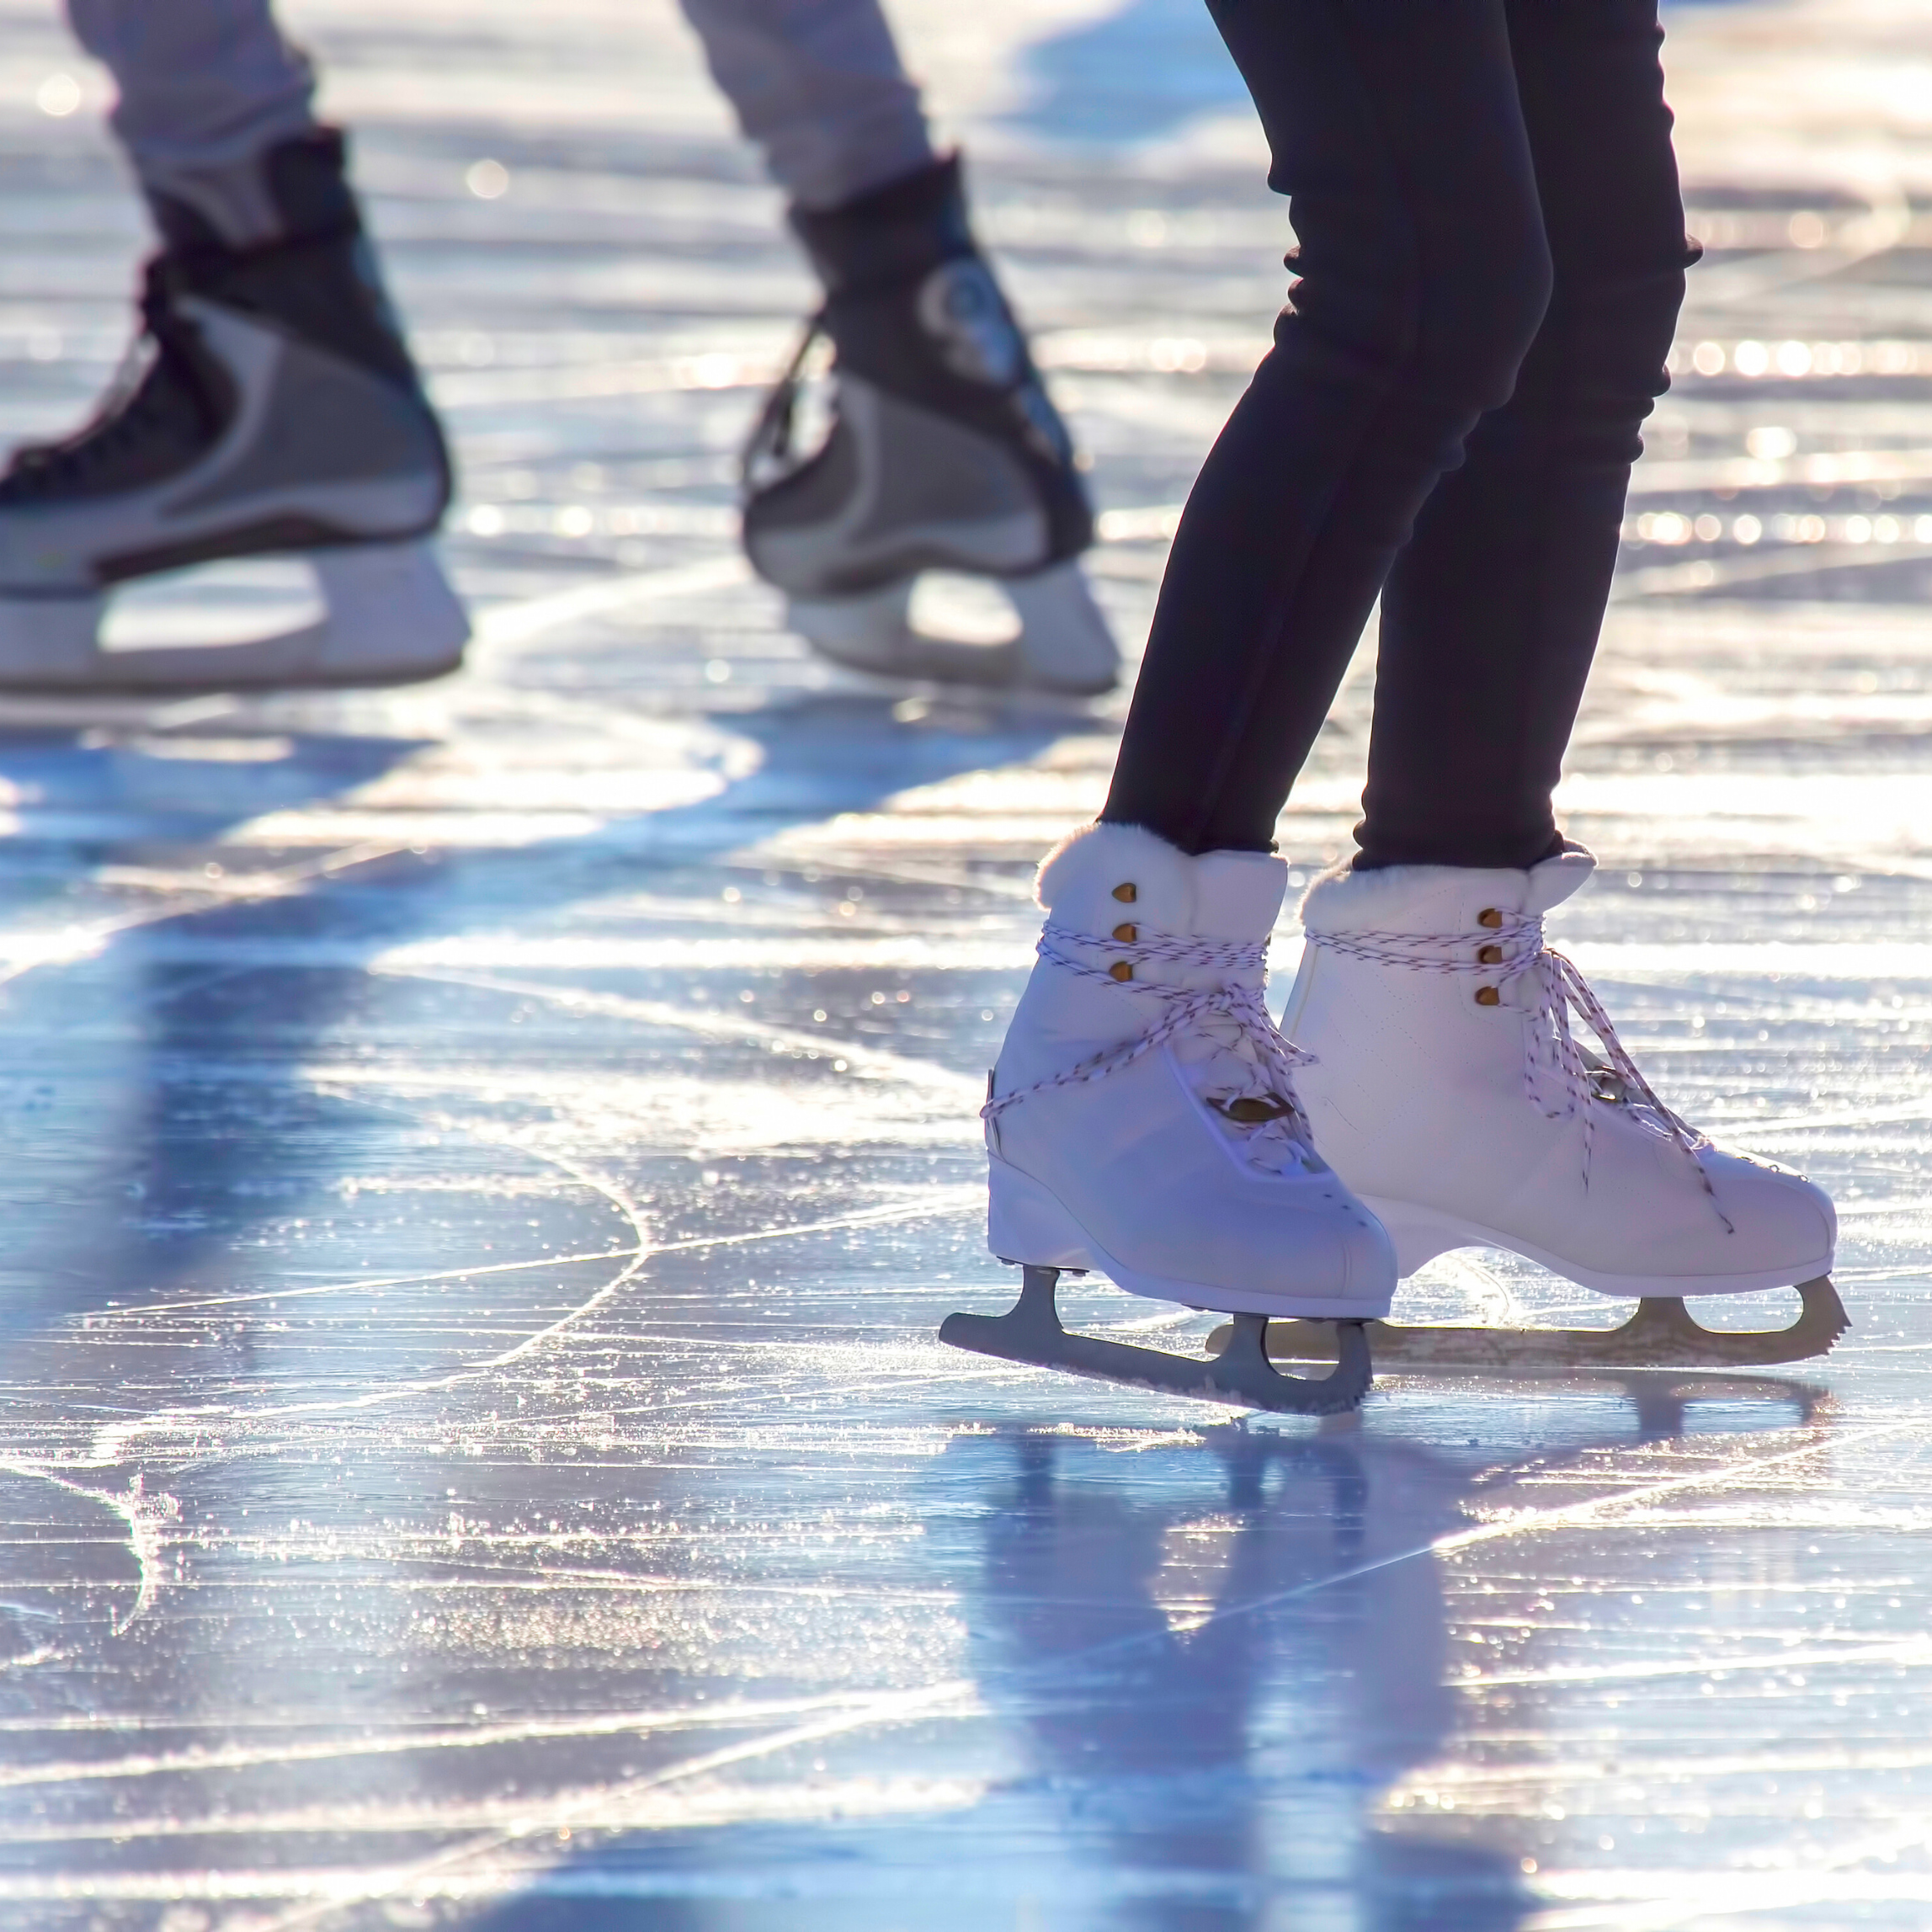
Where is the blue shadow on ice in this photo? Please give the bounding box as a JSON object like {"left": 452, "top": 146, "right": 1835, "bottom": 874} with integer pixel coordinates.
{"left": 0, "top": 690, "right": 1086, "bottom": 1348}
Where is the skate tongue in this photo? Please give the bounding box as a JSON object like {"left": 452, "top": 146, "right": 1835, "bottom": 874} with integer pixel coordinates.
{"left": 990, "top": 920, "right": 1320, "bottom": 1179}
{"left": 1206, "top": 1078, "right": 1317, "bottom": 1171}
{"left": 1185, "top": 1019, "right": 1317, "bottom": 1174}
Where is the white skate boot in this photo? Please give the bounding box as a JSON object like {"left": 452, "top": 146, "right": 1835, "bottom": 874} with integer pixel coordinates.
{"left": 1250, "top": 848, "right": 1848, "bottom": 1373}
{"left": 0, "top": 129, "right": 466, "bottom": 692}
{"left": 941, "top": 822, "right": 1395, "bottom": 1414}
{"left": 743, "top": 158, "right": 1118, "bottom": 698}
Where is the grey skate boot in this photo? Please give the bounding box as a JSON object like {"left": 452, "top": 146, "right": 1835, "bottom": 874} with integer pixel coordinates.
{"left": 743, "top": 156, "right": 1118, "bottom": 696}
{"left": 0, "top": 126, "right": 466, "bottom": 690}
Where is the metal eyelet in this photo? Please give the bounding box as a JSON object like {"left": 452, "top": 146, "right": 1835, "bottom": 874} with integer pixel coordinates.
{"left": 1216, "top": 1095, "right": 1291, "bottom": 1124}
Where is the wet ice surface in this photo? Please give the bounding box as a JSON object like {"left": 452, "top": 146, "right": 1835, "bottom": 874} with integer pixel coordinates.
{"left": 0, "top": 0, "right": 1925, "bottom": 1925}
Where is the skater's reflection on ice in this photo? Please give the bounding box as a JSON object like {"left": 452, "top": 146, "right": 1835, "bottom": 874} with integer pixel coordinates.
{"left": 955, "top": 1424, "right": 1526, "bottom": 1929}
{"left": 946, "top": 1381, "right": 1825, "bottom": 1929}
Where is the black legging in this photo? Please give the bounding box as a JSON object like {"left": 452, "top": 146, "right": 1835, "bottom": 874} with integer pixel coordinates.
{"left": 1101, "top": 0, "right": 1692, "bottom": 868}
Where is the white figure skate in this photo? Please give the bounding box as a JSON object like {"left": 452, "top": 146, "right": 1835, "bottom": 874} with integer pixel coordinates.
{"left": 0, "top": 129, "right": 466, "bottom": 693}
{"left": 942, "top": 823, "right": 1396, "bottom": 1414}
{"left": 1234, "top": 849, "right": 1847, "bottom": 1374}
{"left": 743, "top": 159, "right": 1119, "bottom": 698}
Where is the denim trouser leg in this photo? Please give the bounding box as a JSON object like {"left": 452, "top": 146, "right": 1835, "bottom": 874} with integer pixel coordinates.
{"left": 679, "top": 0, "right": 933, "bottom": 210}
{"left": 67, "top": 0, "right": 931, "bottom": 216}
{"left": 66, "top": 0, "right": 317, "bottom": 214}
{"left": 1102, "top": 0, "right": 1688, "bottom": 869}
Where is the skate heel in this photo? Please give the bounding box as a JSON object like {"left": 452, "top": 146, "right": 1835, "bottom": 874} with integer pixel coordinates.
{"left": 987, "top": 1156, "right": 1099, "bottom": 1270}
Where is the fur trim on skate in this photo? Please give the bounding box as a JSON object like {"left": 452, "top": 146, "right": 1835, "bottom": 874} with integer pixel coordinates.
{"left": 1035, "top": 820, "right": 1194, "bottom": 912}
{"left": 1298, "top": 846, "right": 1597, "bottom": 932}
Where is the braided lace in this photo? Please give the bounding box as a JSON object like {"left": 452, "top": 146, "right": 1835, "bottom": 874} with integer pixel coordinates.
{"left": 983, "top": 920, "right": 1318, "bottom": 1169}
{"left": 1306, "top": 911, "right": 1731, "bottom": 1227}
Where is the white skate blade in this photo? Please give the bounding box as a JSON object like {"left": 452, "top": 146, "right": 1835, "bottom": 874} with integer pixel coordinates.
{"left": 942, "top": 1264, "right": 1372, "bottom": 1417}
{"left": 1006, "top": 560, "right": 1120, "bottom": 694}
{"left": 0, "top": 540, "right": 468, "bottom": 693}
{"left": 1208, "top": 1275, "right": 1849, "bottom": 1375}
{"left": 790, "top": 559, "right": 1118, "bottom": 696}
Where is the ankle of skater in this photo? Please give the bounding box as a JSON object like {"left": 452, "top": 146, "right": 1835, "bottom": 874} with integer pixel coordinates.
{"left": 992, "top": 821, "right": 1291, "bottom": 1093}
{"left": 787, "top": 152, "right": 981, "bottom": 295}
{"left": 135, "top": 125, "right": 428, "bottom": 400}
{"left": 1348, "top": 824, "right": 1575, "bottom": 877}
{"left": 140, "top": 124, "right": 356, "bottom": 253}
{"left": 1093, "top": 808, "right": 1278, "bottom": 865}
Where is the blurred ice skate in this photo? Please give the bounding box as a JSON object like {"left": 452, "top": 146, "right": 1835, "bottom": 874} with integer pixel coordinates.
{"left": 0, "top": 129, "right": 465, "bottom": 693}
{"left": 742, "top": 158, "right": 1119, "bottom": 698}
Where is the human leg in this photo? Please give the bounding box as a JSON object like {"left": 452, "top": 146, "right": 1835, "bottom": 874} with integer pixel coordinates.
{"left": 968, "top": 0, "right": 1552, "bottom": 1371}
{"left": 678, "top": 0, "right": 931, "bottom": 211}
{"left": 1357, "top": 0, "right": 1695, "bottom": 871}
{"left": 685, "top": 0, "right": 1113, "bottom": 690}
{"left": 0, "top": 3, "right": 461, "bottom": 688}
{"left": 966, "top": 0, "right": 1837, "bottom": 1398}
{"left": 67, "top": 0, "right": 318, "bottom": 242}
{"left": 1279, "top": 1, "right": 1836, "bottom": 1323}
{"left": 1102, "top": 0, "right": 1553, "bottom": 852}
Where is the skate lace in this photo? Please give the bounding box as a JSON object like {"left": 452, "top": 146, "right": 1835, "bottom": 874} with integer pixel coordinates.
{"left": 1, "top": 265, "right": 208, "bottom": 497}
{"left": 982, "top": 922, "right": 1320, "bottom": 1169}
{"left": 739, "top": 285, "right": 1069, "bottom": 497}
{"left": 739, "top": 311, "right": 827, "bottom": 492}
{"left": 1305, "top": 913, "right": 1732, "bottom": 1227}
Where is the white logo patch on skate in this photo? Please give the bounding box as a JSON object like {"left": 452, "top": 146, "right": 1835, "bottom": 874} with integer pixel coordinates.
{"left": 916, "top": 260, "right": 1025, "bottom": 389}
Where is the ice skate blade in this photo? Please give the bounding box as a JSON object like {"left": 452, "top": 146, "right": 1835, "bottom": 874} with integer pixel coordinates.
{"left": 1205, "top": 1276, "right": 1848, "bottom": 1375}
{"left": 0, "top": 541, "right": 468, "bottom": 692}
{"left": 790, "top": 561, "right": 1119, "bottom": 697}
{"left": 941, "top": 1264, "right": 1371, "bottom": 1416}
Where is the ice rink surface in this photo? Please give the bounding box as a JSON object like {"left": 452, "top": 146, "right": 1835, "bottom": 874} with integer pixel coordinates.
{"left": 0, "top": 0, "right": 1927, "bottom": 1924}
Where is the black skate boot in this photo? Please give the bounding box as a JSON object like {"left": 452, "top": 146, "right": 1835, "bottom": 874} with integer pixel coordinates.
{"left": 0, "top": 125, "right": 465, "bottom": 690}
{"left": 743, "top": 155, "right": 1117, "bottom": 695}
